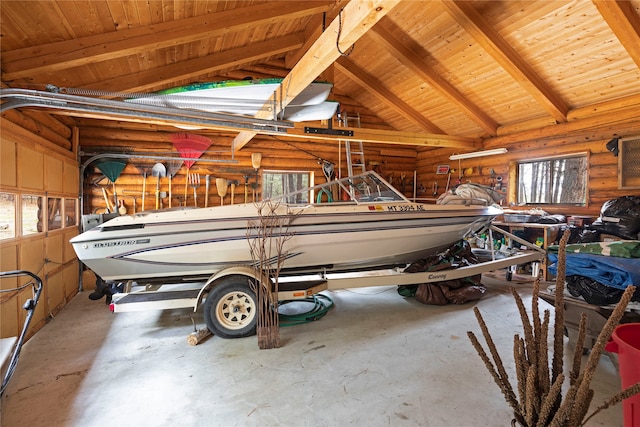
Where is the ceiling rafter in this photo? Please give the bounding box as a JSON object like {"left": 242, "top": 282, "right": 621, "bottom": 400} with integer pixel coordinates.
{"left": 440, "top": 0, "right": 569, "bottom": 123}
{"left": 1, "top": 1, "right": 334, "bottom": 81}
{"left": 335, "top": 56, "right": 445, "bottom": 134}
{"left": 82, "top": 33, "right": 306, "bottom": 93}
{"left": 593, "top": 0, "right": 640, "bottom": 69}
{"left": 370, "top": 19, "right": 499, "bottom": 136}
{"left": 232, "top": 0, "right": 402, "bottom": 151}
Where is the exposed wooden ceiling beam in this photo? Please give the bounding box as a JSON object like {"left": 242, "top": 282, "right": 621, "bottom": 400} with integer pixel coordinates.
{"left": 84, "top": 33, "right": 306, "bottom": 93}
{"left": 232, "top": 0, "right": 402, "bottom": 151}
{"left": 593, "top": 0, "right": 640, "bottom": 69}
{"left": 1, "top": 2, "right": 333, "bottom": 81}
{"left": 440, "top": 0, "right": 569, "bottom": 123}
{"left": 40, "top": 107, "right": 479, "bottom": 148}
{"left": 370, "top": 19, "right": 499, "bottom": 136}
{"left": 335, "top": 56, "right": 445, "bottom": 134}
{"left": 285, "top": 123, "right": 478, "bottom": 148}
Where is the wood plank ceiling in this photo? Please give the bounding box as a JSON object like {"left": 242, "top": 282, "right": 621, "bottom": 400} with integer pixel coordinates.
{"left": 1, "top": 0, "right": 640, "bottom": 152}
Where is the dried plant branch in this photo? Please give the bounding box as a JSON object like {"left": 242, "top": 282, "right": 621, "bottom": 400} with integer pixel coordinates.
{"left": 570, "top": 312, "right": 587, "bottom": 386}
{"left": 473, "top": 307, "right": 519, "bottom": 405}
{"left": 514, "top": 335, "right": 528, "bottom": 409}
{"left": 468, "top": 330, "right": 524, "bottom": 420}
{"left": 524, "top": 365, "right": 537, "bottom": 426}
{"left": 581, "top": 382, "right": 640, "bottom": 426}
{"left": 538, "top": 310, "right": 551, "bottom": 397}
{"left": 569, "top": 284, "right": 636, "bottom": 423}
{"left": 511, "top": 286, "right": 537, "bottom": 371}
{"left": 537, "top": 373, "right": 564, "bottom": 427}
{"left": 552, "top": 230, "right": 570, "bottom": 384}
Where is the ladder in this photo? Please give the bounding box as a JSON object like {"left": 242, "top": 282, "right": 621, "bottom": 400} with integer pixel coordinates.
{"left": 342, "top": 112, "right": 366, "bottom": 177}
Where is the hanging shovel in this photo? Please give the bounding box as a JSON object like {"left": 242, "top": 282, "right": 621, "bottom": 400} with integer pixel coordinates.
{"left": 152, "top": 163, "right": 166, "bottom": 210}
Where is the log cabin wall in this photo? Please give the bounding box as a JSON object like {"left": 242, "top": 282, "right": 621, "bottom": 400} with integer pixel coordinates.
{"left": 416, "top": 109, "right": 640, "bottom": 216}
{"left": 78, "top": 119, "right": 418, "bottom": 214}
{"left": 0, "top": 117, "right": 79, "bottom": 341}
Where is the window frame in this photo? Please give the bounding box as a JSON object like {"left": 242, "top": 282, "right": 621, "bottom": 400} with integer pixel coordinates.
{"left": 512, "top": 151, "right": 589, "bottom": 207}
{"left": 1, "top": 191, "right": 79, "bottom": 241}
{"left": 261, "top": 170, "right": 315, "bottom": 204}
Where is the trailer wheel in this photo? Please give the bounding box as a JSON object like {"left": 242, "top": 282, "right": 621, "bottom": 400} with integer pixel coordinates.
{"left": 203, "top": 275, "right": 258, "bottom": 338}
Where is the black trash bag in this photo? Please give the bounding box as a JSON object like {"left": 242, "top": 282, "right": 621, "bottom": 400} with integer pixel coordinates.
{"left": 591, "top": 196, "right": 640, "bottom": 240}
{"left": 559, "top": 224, "right": 587, "bottom": 244}
{"left": 566, "top": 275, "right": 624, "bottom": 306}
{"left": 575, "top": 228, "right": 601, "bottom": 243}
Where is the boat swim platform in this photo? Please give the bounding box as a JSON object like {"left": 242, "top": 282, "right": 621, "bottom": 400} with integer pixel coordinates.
{"left": 109, "top": 249, "right": 544, "bottom": 313}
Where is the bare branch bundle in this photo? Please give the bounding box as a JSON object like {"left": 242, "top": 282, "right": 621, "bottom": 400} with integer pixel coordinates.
{"left": 247, "top": 200, "right": 300, "bottom": 349}
{"left": 467, "top": 227, "right": 640, "bottom": 426}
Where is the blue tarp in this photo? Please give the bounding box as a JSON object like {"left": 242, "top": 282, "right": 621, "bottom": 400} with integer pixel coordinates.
{"left": 548, "top": 253, "right": 640, "bottom": 290}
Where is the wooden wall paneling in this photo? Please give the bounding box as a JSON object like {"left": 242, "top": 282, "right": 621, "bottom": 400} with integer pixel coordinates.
{"left": 63, "top": 229, "right": 78, "bottom": 264}
{"left": 17, "top": 145, "right": 44, "bottom": 191}
{"left": 19, "top": 239, "right": 45, "bottom": 281}
{"left": 63, "top": 264, "right": 78, "bottom": 302}
{"left": 63, "top": 160, "right": 79, "bottom": 194}
{"left": 0, "top": 136, "right": 17, "bottom": 187}
{"left": 0, "top": 242, "right": 20, "bottom": 339}
{"left": 46, "top": 271, "right": 65, "bottom": 316}
{"left": 45, "top": 155, "right": 64, "bottom": 193}
{"left": 0, "top": 295, "right": 19, "bottom": 338}
{"left": 45, "top": 233, "right": 64, "bottom": 266}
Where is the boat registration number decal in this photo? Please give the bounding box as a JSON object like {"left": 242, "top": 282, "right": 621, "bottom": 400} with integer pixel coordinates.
{"left": 385, "top": 205, "right": 425, "bottom": 212}
{"left": 93, "top": 239, "right": 150, "bottom": 248}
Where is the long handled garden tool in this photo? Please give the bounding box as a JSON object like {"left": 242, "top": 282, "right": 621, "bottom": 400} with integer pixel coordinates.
{"left": 170, "top": 133, "right": 211, "bottom": 206}
{"left": 188, "top": 173, "right": 200, "bottom": 207}
{"left": 167, "top": 159, "right": 183, "bottom": 209}
{"left": 95, "top": 158, "right": 127, "bottom": 212}
{"left": 228, "top": 180, "right": 239, "bottom": 204}
{"left": 216, "top": 178, "right": 228, "bottom": 206}
{"left": 152, "top": 163, "right": 166, "bottom": 210}
{"left": 205, "top": 175, "right": 210, "bottom": 208}
{"left": 243, "top": 175, "right": 250, "bottom": 203}
{"left": 134, "top": 164, "right": 150, "bottom": 211}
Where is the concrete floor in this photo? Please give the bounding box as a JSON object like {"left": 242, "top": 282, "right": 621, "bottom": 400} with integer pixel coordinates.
{"left": 1, "top": 273, "right": 624, "bottom": 426}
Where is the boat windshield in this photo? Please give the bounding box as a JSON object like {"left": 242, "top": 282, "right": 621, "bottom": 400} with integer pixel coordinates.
{"left": 269, "top": 171, "right": 410, "bottom": 205}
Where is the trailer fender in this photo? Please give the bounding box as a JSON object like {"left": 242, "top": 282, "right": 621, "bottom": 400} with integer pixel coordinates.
{"left": 194, "top": 266, "right": 263, "bottom": 311}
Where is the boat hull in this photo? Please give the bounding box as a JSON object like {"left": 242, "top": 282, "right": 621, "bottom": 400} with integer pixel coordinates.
{"left": 71, "top": 202, "right": 499, "bottom": 282}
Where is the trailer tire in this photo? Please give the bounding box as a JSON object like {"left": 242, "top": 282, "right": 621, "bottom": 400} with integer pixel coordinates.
{"left": 203, "top": 275, "right": 258, "bottom": 339}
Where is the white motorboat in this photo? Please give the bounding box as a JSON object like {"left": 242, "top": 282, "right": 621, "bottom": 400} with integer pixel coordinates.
{"left": 71, "top": 172, "right": 501, "bottom": 282}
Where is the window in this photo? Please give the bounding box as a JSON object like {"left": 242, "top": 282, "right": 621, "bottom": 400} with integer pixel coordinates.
{"left": 47, "top": 197, "right": 63, "bottom": 231}
{"left": 65, "top": 198, "right": 77, "bottom": 227}
{"left": 262, "top": 171, "right": 312, "bottom": 203}
{"left": 0, "top": 193, "right": 16, "bottom": 240}
{"left": 22, "top": 195, "right": 43, "bottom": 235}
{"left": 517, "top": 154, "right": 587, "bottom": 205}
{"left": 618, "top": 135, "right": 640, "bottom": 189}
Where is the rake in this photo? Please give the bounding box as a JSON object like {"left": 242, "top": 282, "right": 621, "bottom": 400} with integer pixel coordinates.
{"left": 188, "top": 173, "right": 201, "bottom": 207}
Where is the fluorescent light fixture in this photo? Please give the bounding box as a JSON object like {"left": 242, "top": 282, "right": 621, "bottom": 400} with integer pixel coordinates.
{"left": 449, "top": 148, "right": 508, "bottom": 160}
